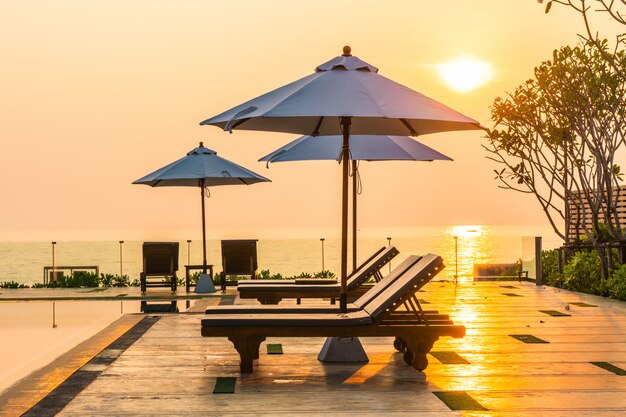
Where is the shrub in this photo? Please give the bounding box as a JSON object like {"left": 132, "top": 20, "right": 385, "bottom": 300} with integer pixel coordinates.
{"left": 314, "top": 270, "right": 336, "bottom": 278}
{"left": 542, "top": 249, "right": 563, "bottom": 287}
{"left": 0, "top": 281, "right": 29, "bottom": 288}
{"left": 605, "top": 264, "right": 626, "bottom": 300}
{"left": 56, "top": 271, "right": 99, "bottom": 288}
{"left": 112, "top": 274, "right": 130, "bottom": 287}
{"left": 100, "top": 273, "right": 115, "bottom": 287}
{"left": 257, "top": 269, "right": 283, "bottom": 280}
{"left": 562, "top": 251, "right": 603, "bottom": 295}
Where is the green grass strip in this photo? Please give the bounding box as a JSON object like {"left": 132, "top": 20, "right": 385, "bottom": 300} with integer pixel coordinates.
{"left": 266, "top": 344, "right": 283, "bottom": 354}
{"left": 510, "top": 334, "right": 549, "bottom": 344}
{"left": 500, "top": 285, "right": 518, "bottom": 289}
{"left": 539, "top": 310, "right": 571, "bottom": 317}
{"left": 569, "top": 302, "right": 597, "bottom": 307}
{"left": 501, "top": 292, "right": 523, "bottom": 297}
{"left": 430, "top": 351, "right": 470, "bottom": 364}
{"left": 213, "top": 377, "right": 237, "bottom": 394}
{"left": 433, "top": 391, "right": 487, "bottom": 411}
{"left": 590, "top": 362, "right": 626, "bottom": 375}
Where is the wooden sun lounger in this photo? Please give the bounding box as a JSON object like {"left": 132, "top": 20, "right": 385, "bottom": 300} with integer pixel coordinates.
{"left": 201, "top": 254, "right": 465, "bottom": 373}
{"left": 236, "top": 246, "right": 399, "bottom": 304}
{"left": 236, "top": 246, "right": 387, "bottom": 286}
{"left": 207, "top": 254, "right": 422, "bottom": 315}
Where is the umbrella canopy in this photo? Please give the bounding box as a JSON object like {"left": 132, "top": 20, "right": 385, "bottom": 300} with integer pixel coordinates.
{"left": 201, "top": 46, "right": 482, "bottom": 312}
{"left": 134, "top": 143, "right": 270, "bottom": 187}
{"left": 200, "top": 48, "right": 482, "bottom": 136}
{"left": 133, "top": 143, "right": 270, "bottom": 276}
{"left": 259, "top": 135, "right": 453, "bottom": 163}
{"left": 260, "top": 135, "right": 452, "bottom": 269}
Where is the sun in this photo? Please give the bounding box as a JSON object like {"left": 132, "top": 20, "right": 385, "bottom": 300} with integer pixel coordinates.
{"left": 436, "top": 57, "right": 493, "bottom": 92}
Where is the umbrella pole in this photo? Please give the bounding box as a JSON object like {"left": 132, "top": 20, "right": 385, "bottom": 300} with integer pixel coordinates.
{"left": 340, "top": 117, "right": 351, "bottom": 313}
{"left": 352, "top": 160, "right": 357, "bottom": 271}
{"left": 200, "top": 179, "right": 208, "bottom": 274}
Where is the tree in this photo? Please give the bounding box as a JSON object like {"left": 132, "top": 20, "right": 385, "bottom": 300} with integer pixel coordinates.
{"left": 485, "top": 42, "right": 626, "bottom": 278}
{"left": 539, "top": 0, "right": 626, "bottom": 77}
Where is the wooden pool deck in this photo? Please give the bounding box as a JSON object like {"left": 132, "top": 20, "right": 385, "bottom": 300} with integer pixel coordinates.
{"left": 3, "top": 281, "right": 626, "bottom": 416}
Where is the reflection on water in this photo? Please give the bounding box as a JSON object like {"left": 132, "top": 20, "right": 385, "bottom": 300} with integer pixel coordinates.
{"left": 444, "top": 225, "right": 499, "bottom": 282}
{"left": 0, "top": 299, "right": 190, "bottom": 394}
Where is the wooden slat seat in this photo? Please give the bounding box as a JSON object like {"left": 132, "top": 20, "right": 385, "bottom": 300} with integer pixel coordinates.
{"left": 201, "top": 254, "right": 465, "bottom": 374}
{"left": 236, "top": 246, "right": 399, "bottom": 304}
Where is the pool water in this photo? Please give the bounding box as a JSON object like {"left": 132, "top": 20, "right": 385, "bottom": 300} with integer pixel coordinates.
{"left": 0, "top": 299, "right": 190, "bottom": 394}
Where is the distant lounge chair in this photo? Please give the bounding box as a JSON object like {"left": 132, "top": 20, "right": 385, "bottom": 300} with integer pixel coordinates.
{"left": 201, "top": 253, "right": 465, "bottom": 373}
{"left": 236, "top": 246, "right": 399, "bottom": 304}
{"left": 140, "top": 242, "right": 179, "bottom": 293}
{"left": 237, "top": 246, "right": 387, "bottom": 286}
{"left": 220, "top": 239, "right": 258, "bottom": 291}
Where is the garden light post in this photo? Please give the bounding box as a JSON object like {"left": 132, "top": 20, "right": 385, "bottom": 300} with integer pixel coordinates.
{"left": 51, "top": 241, "right": 56, "bottom": 287}
{"left": 187, "top": 240, "right": 192, "bottom": 265}
{"left": 119, "top": 241, "right": 124, "bottom": 277}
{"left": 320, "top": 238, "right": 325, "bottom": 271}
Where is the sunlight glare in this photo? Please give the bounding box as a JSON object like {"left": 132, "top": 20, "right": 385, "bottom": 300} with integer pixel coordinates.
{"left": 437, "top": 57, "right": 494, "bottom": 92}
{"left": 452, "top": 225, "right": 483, "bottom": 238}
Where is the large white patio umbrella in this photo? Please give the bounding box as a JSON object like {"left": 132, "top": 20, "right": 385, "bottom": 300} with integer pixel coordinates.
{"left": 133, "top": 143, "right": 271, "bottom": 289}
{"left": 259, "top": 134, "right": 452, "bottom": 269}
{"left": 200, "top": 46, "right": 482, "bottom": 311}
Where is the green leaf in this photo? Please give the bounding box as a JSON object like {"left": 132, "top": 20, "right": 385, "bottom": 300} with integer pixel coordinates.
{"left": 545, "top": 1, "right": 552, "bottom": 13}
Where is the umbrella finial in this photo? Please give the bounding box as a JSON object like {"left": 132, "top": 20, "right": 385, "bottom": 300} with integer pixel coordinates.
{"left": 199, "top": 141, "right": 204, "bottom": 148}
{"left": 342, "top": 45, "right": 352, "bottom": 56}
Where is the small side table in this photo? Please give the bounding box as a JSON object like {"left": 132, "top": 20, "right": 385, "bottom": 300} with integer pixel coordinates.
{"left": 185, "top": 264, "right": 214, "bottom": 292}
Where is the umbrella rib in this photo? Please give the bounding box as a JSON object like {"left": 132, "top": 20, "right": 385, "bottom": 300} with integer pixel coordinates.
{"left": 400, "top": 119, "right": 417, "bottom": 136}
{"left": 312, "top": 116, "right": 324, "bottom": 136}
{"left": 231, "top": 118, "right": 251, "bottom": 130}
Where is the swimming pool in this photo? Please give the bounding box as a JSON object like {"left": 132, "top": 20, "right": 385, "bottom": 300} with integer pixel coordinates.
{"left": 0, "top": 299, "right": 192, "bottom": 394}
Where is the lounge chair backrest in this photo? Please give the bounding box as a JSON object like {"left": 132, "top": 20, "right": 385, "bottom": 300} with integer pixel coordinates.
{"left": 352, "top": 255, "right": 422, "bottom": 310}
{"left": 346, "top": 246, "right": 385, "bottom": 279}
{"left": 363, "top": 253, "right": 444, "bottom": 322}
{"left": 222, "top": 240, "right": 258, "bottom": 276}
{"left": 143, "top": 242, "right": 179, "bottom": 276}
{"left": 346, "top": 246, "right": 399, "bottom": 289}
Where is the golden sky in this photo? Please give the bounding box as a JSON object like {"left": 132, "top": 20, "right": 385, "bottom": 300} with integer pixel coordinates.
{"left": 0, "top": 1, "right": 604, "bottom": 241}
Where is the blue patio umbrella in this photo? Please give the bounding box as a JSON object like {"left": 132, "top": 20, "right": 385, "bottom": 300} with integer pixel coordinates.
{"left": 133, "top": 143, "right": 271, "bottom": 287}
{"left": 201, "top": 46, "right": 482, "bottom": 312}
{"left": 260, "top": 134, "right": 452, "bottom": 268}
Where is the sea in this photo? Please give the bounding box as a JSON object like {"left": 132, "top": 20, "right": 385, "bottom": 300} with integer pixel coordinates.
{"left": 0, "top": 225, "right": 561, "bottom": 285}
